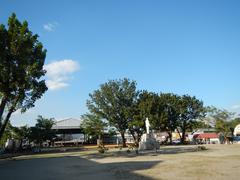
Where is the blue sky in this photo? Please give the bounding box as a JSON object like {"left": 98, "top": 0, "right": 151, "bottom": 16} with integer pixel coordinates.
{"left": 1, "top": 0, "right": 240, "bottom": 126}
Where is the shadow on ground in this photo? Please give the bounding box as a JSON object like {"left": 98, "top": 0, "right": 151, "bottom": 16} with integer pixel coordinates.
{"left": 0, "top": 156, "right": 161, "bottom": 180}
{"left": 159, "top": 146, "right": 202, "bottom": 154}
{"left": 82, "top": 146, "right": 201, "bottom": 159}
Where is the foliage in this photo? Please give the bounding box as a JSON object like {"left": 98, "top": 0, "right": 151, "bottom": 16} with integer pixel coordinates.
{"left": 177, "top": 95, "right": 205, "bottom": 143}
{"left": 12, "top": 125, "right": 31, "bottom": 140}
{"left": 0, "top": 13, "right": 47, "bottom": 139}
{"left": 97, "top": 141, "right": 108, "bottom": 153}
{"left": 157, "top": 93, "right": 180, "bottom": 143}
{"left": 128, "top": 91, "right": 155, "bottom": 144}
{"left": 207, "top": 106, "right": 235, "bottom": 124}
{"left": 215, "top": 119, "right": 229, "bottom": 135}
{"left": 28, "top": 116, "right": 55, "bottom": 146}
{"left": 87, "top": 78, "right": 138, "bottom": 147}
{"left": 0, "top": 122, "right": 13, "bottom": 147}
{"left": 191, "top": 120, "right": 212, "bottom": 129}
{"left": 80, "top": 113, "right": 107, "bottom": 141}
{"left": 108, "top": 127, "right": 117, "bottom": 137}
{"left": 207, "top": 107, "right": 238, "bottom": 136}
{"left": 0, "top": 121, "right": 32, "bottom": 149}
{"left": 87, "top": 78, "right": 207, "bottom": 145}
{"left": 98, "top": 145, "right": 105, "bottom": 153}
{"left": 134, "top": 91, "right": 159, "bottom": 128}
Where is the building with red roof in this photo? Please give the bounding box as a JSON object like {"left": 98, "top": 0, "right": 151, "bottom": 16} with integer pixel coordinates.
{"left": 193, "top": 133, "right": 220, "bottom": 144}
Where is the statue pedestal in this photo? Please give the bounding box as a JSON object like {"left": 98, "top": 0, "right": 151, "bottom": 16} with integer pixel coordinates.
{"left": 139, "top": 133, "right": 160, "bottom": 151}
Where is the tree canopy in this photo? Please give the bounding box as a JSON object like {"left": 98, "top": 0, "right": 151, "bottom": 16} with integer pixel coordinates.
{"left": 128, "top": 91, "right": 156, "bottom": 145}
{"left": 206, "top": 107, "right": 239, "bottom": 137}
{"left": 157, "top": 93, "right": 180, "bottom": 143}
{"left": 80, "top": 113, "right": 107, "bottom": 143}
{"left": 87, "top": 78, "right": 138, "bottom": 147}
{"left": 29, "top": 116, "right": 55, "bottom": 146}
{"left": 0, "top": 13, "right": 47, "bottom": 139}
{"left": 177, "top": 95, "right": 205, "bottom": 143}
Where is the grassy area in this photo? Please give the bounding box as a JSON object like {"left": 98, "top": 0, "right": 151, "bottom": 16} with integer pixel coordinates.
{"left": 1, "top": 144, "right": 240, "bottom": 180}
{"left": 85, "top": 144, "right": 240, "bottom": 179}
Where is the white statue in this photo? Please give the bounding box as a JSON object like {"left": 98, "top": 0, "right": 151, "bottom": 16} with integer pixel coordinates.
{"left": 145, "top": 118, "right": 150, "bottom": 134}
{"left": 139, "top": 117, "right": 160, "bottom": 151}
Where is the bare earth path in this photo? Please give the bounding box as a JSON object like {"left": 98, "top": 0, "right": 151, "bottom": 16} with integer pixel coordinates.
{"left": 0, "top": 144, "right": 239, "bottom": 180}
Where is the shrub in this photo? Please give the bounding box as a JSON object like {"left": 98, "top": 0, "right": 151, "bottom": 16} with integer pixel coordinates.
{"left": 126, "top": 149, "right": 131, "bottom": 153}
{"left": 98, "top": 148, "right": 105, "bottom": 153}
{"left": 196, "top": 146, "right": 207, "bottom": 151}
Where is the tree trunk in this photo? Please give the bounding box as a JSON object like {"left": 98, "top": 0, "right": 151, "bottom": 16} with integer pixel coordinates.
{"left": 168, "top": 131, "right": 172, "bottom": 144}
{"left": 181, "top": 130, "right": 185, "bottom": 144}
{"left": 137, "top": 133, "right": 142, "bottom": 146}
{"left": 97, "top": 134, "right": 103, "bottom": 147}
{"left": 176, "top": 128, "right": 182, "bottom": 141}
{"left": 230, "top": 128, "right": 234, "bottom": 137}
{"left": 129, "top": 130, "right": 137, "bottom": 145}
{"left": 19, "top": 139, "right": 23, "bottom": 152}
{"left": 129, "top": 131, "right": 140, "bottom": 154}
{"left": 120, "top": 131, "right": 127, "bottom": 147}
{"left": 0, "top": 109, "right": 13, "bottom": 139}
{"left": 134, "top": 133, "right": 140, "bottom": 147}
{"left": 0, "top": 97, "right": 8, "bottom": 122}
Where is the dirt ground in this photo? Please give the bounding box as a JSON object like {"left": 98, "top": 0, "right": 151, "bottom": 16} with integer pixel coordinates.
{"left": 0, "top": 144, "right": 239, "bottom": 180}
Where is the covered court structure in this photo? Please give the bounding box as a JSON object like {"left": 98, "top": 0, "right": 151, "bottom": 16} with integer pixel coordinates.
{"left": 52, "top": 118, "right": 85, "bottom": 146}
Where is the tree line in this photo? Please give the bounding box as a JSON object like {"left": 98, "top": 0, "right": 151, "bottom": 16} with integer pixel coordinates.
{"left": 83, "top": 78, "right": 205, "bottom": 147}
{"left": 83, "top": 78, "right": 240, "bottom": 147}
{"left": 0, "top": 116, "right": 55, "bottom": 149}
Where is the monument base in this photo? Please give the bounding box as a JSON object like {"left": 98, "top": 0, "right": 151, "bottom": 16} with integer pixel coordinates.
{"left": 138, "top": 133, "right": 160, "bottom": 151}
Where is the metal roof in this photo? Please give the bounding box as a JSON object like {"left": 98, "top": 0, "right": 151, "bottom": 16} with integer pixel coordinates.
{"left": 52, "top": 118, "right": 82, "bottom": 130}
{"left": 194, "top": 133, "right": 219, "bottom": 139}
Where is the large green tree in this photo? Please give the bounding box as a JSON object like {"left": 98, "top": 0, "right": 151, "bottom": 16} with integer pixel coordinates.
{"left": 134, "top": 91, "right": 161, "bottom": 129}
{"left": 207, "top": 107, "right": 237, "bottom": 137}
{"left": 29, "top": 116, "right": 55, "bottom": 146}
{"left": 12, "top": 125, "right": 31, "bottom": 150}
{"left": 158, "top": 93, "right": 180, "bottom": 144}
{"left": 87, "top": 78, "right": 138, "bottom": 147}
{"left": 130, "top": 91, "right": 161, "bottom": 145}
{"left": 0, "top": 14, "right": 47, "bottom": 139}
{"left": 80, "top": 113, "right": 107, "bottom": 145}
{"left": 178, "top": 95, "right": 205, "bottom": 143}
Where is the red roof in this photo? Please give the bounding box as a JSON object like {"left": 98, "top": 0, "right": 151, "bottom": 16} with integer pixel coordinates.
{"left": 194, "top": 133, "right": 219, "bottom": 139}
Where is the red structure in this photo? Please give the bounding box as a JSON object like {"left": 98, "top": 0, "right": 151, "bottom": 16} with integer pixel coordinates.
{"left": 194, "top": 133, "right": 219, "bottom": 139}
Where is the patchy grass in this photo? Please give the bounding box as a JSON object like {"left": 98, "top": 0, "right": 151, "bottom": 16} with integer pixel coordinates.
{"left": 1, "top": 144, "right": 240, "bottom": 180}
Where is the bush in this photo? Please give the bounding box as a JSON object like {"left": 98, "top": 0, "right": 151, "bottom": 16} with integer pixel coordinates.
{"left": 196, "top": 146, "right": 207, "bottom": 151}
{"left": 98, "top": 148, "right": 105, "bottom": 153}
{"left": 126, "top": 149, "right": 131, "bottom": 153}
{"left": 98, "top": 143, "right": 108, "bottom": 154}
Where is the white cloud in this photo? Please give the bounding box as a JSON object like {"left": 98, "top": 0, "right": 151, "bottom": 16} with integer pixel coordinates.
{"left": 12, "top": 109, "right": 22, "bottom": 116}
{"left": 44, "top": 59, "right": 79, "bottom": 90}
{"left": 12, "top": 109, "right": 34, "bottom": 117}
{"left": 46, "top": 80, "right": 68, "bottom": 90}
{"left": 43, "top": 22, "right": 58, "bottom": 32}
